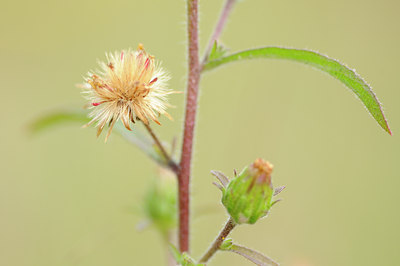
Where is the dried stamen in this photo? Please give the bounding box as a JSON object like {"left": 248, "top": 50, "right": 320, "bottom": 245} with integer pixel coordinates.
{"left": 144, "top": 58, "right": 150, "bottom": 69}
{"left": 92, "top": 102, "right": 104, "bottom": 106}
{"left": 149, "top": 77, "right": 158, "bottom": 85}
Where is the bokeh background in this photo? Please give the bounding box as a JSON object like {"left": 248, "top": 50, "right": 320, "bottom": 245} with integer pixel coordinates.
{"left": 1, "top": 0, "right": 399, "bottom": 265}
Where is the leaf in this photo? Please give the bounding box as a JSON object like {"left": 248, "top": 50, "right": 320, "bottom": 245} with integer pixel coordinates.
{"left": 223, "top": 242, "right": 279, "bottom": 266}
{"left": 168, "top": 244, "right": 204, "bottom": 266}
{"left": 203, "top": 46, "right": 391, "bottom": 135}
{"left": 29, "top": 110, "right": 90, "bottom": 134}
{"left": 208, "top": 41, "right": 229, "bottom": 61}
{"left": 169, "top": 244, "right": 183, "bottom": 264}
{"left": 29, "top": 109, "right": 166, "bottom": 166}
{"left": 220, "top": 238, "right": 234, "bottom": 250}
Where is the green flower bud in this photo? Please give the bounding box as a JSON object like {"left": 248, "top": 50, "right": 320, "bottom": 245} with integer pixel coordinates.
{"left": 144, "top": 168, "right": 177, "bottom": 236}
{"left": 219, "top": 158, "right": 276, "bottom": 224}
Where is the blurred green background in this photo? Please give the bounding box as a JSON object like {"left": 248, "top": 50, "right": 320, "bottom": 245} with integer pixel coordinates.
{"left": 1, "top": 0, "right": 399, "bottom": 265}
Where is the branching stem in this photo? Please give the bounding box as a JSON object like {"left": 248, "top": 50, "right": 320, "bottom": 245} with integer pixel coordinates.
{"left": 201, "top": 0, "right": 237, "bottom": 67}
{"left": 142, "top": 122, "right": 179, "bottom": 174}
{"left": 199, "top": 217, "right": 237, "bottom": 263}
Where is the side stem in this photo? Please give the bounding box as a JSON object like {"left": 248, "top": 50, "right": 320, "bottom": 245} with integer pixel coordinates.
{"left": 142, "top": 122, "right": 179, "bottom": 174}
{"left": 201, "top": 0, "right": 237, "bottom": 66}
{"left": 178, "top": 0, "right": 200, "bottom": 253}
{"left": 199, "top": 217, "right": 237, "bottom": 263}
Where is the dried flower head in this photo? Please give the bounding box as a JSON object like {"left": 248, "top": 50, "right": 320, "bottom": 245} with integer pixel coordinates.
{"left": 81, "top": 44, "right": 173, "bottom": 141}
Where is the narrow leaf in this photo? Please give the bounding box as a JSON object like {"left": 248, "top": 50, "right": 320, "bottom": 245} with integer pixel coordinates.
{"left": 29, "top": 110, "right": 90, "bottom": 134}
{"left": 227, "top": 243, "right": 279, "bottom": 266}
{"left": 208, "top": 41, "right": 229, "bottom": 61}
{"left": 29, "top": 110, "right": 166, "bottom": 166}
{"left": 203, "top": 47, "right": 391, "bottom": 134}
{"left": 169, "top": 244, "right": 204, "bottom": 266}
{"left": 169, "top": 243, "right": 183, "bottom": 264}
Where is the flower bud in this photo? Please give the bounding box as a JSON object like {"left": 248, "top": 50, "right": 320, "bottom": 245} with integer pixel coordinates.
{"left": 219, "top": 158, "right": 276, "bottom": 224}
{"left": 143, "top": 167, "right": 177, "bottom": 236}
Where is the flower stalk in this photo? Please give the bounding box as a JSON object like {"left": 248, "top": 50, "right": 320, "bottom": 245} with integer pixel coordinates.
{"left": 142, "top": 122, "right": 179, "bottom": 174}
{"left": 199, "top": 217, "right": 236, "bottom": 263}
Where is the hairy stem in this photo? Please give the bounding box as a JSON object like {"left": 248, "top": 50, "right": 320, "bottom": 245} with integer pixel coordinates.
{"left": 201, "top": 0, "right": 237, "bottom": 66}
{"left": 199, "top": 217, "right": 237, "bottom": 263}
{"left": 142, "top": 122, "right": 179, "bottom": 174}
{"left": 178, "top": 0, "right": 200, "bottom": 253}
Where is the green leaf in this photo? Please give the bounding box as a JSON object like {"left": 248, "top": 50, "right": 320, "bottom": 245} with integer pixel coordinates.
{"left": 222, "top": 242, "right": 279, "bottom": 266}
{"left": 169, "top": 244, "right": 204, "bottom": 266}
{"left": 203, "top": 46, "right": 391, "bottom": 135}
{"left": 208, "top": 41, "right": 229, "bottom": 61}
{"left": 29, "top": 110, "right": 90, "bottom": 134}
{"left": 29, "top": 109, "right": 167, "bottom": 166}
{"left": 169, "top": 244, "right": 183, "bottom": 264}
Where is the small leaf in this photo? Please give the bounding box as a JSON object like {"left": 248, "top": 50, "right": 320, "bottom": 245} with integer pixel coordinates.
{"left": 203, "top": 46, "right": 391, "bottom": 134}
{"left": 29, "top": 109, "right": 90, "bottom": 134}
{"left": 29, "top": 109, "right": 167, "bottom": 166}
{"left": 169, "top": 244, "right": 204, "bottom": 266}
{"left": 223, "top": 242, "right": 279, "bottom": 266}
{"left": 169, "top": 243, "right": 184, "bottom": 264}
{"left": 207, "top": 41, "right": 229, "bottom": 61}
{"left": 220, "top": 238, "right": 233, "bottom": 250}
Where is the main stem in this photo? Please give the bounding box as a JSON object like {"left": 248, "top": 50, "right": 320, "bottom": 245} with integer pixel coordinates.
{"left": 199, "top": 217, "right": 236, "bottom": 263}
{"left": 178, "top": 0, "right": 200, "bottom": 253}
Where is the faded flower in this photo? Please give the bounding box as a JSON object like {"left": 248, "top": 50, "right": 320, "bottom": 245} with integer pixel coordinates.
{"left": 81, "top": 44, "right": 173, "bottom": 141}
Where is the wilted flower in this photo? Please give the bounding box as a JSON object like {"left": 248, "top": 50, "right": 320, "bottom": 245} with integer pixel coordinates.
{"left": 81, "top": 44, "right": 173, "bottom": 141}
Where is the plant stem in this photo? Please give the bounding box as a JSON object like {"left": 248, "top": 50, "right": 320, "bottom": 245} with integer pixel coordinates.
{"left": 201, "top": 0, "right": 237, "bottom": 67}
{"left": 199, "top": 217, "right": 237, "bottom": 263}
{"left": 142, "top": 122, "right": 179, "bottom": 174}
{"left": 178, "top": 0, "right": 200, "bottom": 253}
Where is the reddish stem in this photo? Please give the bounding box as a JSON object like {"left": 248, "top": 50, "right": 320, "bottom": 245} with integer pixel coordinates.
{"left": 178, "top": 0, "right": 200, "bottom": 253}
